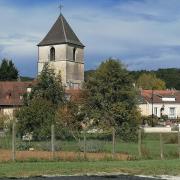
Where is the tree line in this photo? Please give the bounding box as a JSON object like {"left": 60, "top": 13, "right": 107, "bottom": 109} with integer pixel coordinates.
{"left": 1, "top": 58, "right": 179, "bottom": 89}
{"left": 130, "top": 69, "right": 180, "bottom": 90}
{"left": 0, "top": 58, "right": 33, "bottom": 81}
{"left": 86, "top": 68, "right": 180, "bottom": 90}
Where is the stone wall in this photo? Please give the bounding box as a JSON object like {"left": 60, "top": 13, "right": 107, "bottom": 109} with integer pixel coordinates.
{"left": 38, "top": 44, "right": 84, "bottom": 88}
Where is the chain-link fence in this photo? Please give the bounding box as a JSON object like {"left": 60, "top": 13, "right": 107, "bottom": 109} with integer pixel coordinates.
{"left": 0, "top": 123, "right": 180, "bottom": 162}
{"left": 0, "top": 129, "right": 11, "bottom": 162}
{"left": 138, "top": 130, "right": 180, "bottom": 160}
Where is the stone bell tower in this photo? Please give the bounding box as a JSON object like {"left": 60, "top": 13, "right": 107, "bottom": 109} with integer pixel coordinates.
{"left": 37, "top": 13, "right": 85, "bottom": 89}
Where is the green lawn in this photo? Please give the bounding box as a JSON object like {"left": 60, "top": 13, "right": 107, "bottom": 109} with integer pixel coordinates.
{"left": 0, "top": 160, "right": 179, "bottom": 178}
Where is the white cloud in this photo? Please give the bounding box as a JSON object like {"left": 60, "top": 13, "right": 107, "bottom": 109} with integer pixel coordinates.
{"left": 1, "top": 0, "right": 180, "bottom": 76}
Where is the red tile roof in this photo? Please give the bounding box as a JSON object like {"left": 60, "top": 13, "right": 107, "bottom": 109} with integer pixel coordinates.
{"left": 141, "top": 89, "right": 180, "bottom": 104}
{"left": 0, "top": 81, "right": 34, "bottom": 106}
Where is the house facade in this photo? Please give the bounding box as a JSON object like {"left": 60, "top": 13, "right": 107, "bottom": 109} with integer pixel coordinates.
{"left": 0, "top": 82, "right": 33, "bottom": 117}
{"left": 139, "top": 90, "right": 180, "bottom": 119}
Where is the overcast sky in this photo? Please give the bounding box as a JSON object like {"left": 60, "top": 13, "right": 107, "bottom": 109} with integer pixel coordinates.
{"left": 1, "top": 0, "right": 180, "bottom": 77}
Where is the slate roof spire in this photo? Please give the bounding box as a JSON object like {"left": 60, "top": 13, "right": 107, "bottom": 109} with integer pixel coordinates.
{"left": 38, "top": 14, "right": 84, "bottom": 47}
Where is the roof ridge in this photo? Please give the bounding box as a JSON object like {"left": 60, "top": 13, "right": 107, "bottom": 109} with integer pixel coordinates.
{"left": 38, "top": 14, "right": 84, "bottom": 47}
{"left": 60, "top": 15, "right": 67, "bottom": 42}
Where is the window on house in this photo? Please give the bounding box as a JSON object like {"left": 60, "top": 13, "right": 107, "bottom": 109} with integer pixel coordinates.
{"left": 50, "top": 47, "right": 55, "bottom": 61}
{"left": 154, "top": 107, "right": 158, "bottom": 116}
{"left": 73, "top": 48, "right": 76, "bottom": 61}
{"left": 169, "top": 107, "right": 176, "bottom": 118}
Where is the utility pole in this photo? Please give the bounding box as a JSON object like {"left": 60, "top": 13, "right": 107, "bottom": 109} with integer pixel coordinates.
{"left": 151, "top": 88, "right": 154, "bottom": 127}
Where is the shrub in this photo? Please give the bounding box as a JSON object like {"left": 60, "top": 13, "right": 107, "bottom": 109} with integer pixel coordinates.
{"left": 0, "top": 113, "right": 11, "bottom": 131}
{"left": 17, "top": 142, "right": 31, "bottom": 151}
{"left": 35, "top": 141, "right": 62, "bottom": 151}
{"left": 0, "top": 136, "right": 11, "bottom": 149}
{"left": 141, "top": 115, "right": 159, "bottom": 127}
{"left": 116, "top": 122, "right": 138, "bottom": 142}
{"left": 141, "top": 146, "right": 151, "bottom": 159}
{"left": 165, "top": 151, "right": 179, "bottom": 159}
{"left": 79, "top": 140, "right": 105, "bottom": 152}
{"left": 55, "top": 127, "right": 78, "bottom": 141}
{"left": 164, "top": 134, "right": 178, "bottom": 144}
{"left": 83, "top": 132, "right": 112, "bottom": 141}
{"left": 161, "top": 115, "right": 168, "bottom": 121}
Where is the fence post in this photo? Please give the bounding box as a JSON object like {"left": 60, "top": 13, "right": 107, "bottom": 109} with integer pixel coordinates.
{"left": 83, "top": 129, "right": 86, "bottom": 159}
{"left": 138, "top": 128, "right": 142, "bottom": 158}
{"left": 12, "top": 121, "right": 16, "bottom": 162}
{"left": 160, "top": 133, "right": 164, "bottom": 160}
{"left": 178, "top": 131, "right": 180, "bottom": 159}
{"left": 51, "top": 124, "right": 55, "bottom": 160}
{"left": 112, "top": 127, "right": 115, "bottom": 158}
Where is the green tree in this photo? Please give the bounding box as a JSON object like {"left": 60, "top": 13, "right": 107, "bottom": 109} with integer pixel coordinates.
{"left": 0, "top": 113, "right": 10, "bottom": 131}
{"left": 84, "top": 70, "right": 96, "bottom": 82}
{"left": 0, "top": 59, "right": 18, "bottom": 81}
{"left": 56, "top": 101, "right": 84, "bottom": 141}
{"left": 84, "top": 59, "right": 140, "bottom": 141}
{"left": 156, "top": 68, "right": 180, "bottom": 89}
{"left": 16, "top": 64, "right": 66, "bottom": 140}
{"left": 27, "top": 63, "right": 66, "bottom": 107}
{"left": 136, "top": 73, "right": 166, "bottom": 90}
{"left": 16, "top": 97, "right": 55, "bottom": 140}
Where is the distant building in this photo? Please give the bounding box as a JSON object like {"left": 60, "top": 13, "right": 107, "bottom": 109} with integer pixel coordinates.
{"left": 37, "top": 13, "right": 85, "bottom": 89}
{"left": 139, "top": 90, "right": 180, "bottom": 119}
{"left": 0, "top": 82, "right": 33, "bottom": 117}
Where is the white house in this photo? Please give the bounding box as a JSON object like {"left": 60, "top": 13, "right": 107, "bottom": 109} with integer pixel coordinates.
{"left": 139, "top": 90, "right": 180, "bottom": 119}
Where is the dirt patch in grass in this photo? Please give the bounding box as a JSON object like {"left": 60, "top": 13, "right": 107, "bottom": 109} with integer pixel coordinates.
{"left": 0, "top": 150, "right": 130, "bottom": 162}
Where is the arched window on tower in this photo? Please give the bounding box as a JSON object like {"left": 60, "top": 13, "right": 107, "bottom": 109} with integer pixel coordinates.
{"left": 73, "top": 48, "right": 76, "bottom": 61}
{"left": 50, "top": 47, "right": 55, "bottom": 61}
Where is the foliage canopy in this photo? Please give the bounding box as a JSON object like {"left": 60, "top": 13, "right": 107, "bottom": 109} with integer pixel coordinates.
{"left": 16, "top": 64, "right": 66, "bottom": 140}
{"left": 84, "top": 59, "right": 140, "bottom": 140}
{"left": 136, "top": 73, "right": 166, "bottom": 90}
{"left": 16, "top": 97, "right": 55, "bottom": 140}
{"left": 0, "top": 59, "right": 18, "bottom": 81}
{"left": 27, "top": 63, "right": 66, "bottom": 107}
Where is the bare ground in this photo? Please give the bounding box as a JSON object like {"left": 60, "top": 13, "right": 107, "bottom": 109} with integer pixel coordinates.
{"left": 0, "top": 150, "right": 130, "bottom": 161}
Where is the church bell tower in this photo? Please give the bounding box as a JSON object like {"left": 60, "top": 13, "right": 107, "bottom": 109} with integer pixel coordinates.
{"left": 37, "top": 14, "right": 85, "bottom": 89}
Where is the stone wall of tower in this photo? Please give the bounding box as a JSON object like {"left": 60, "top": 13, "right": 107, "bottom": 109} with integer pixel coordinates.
{"left": 38, "top": 44, "right": 67, "bottom": 85}
{"left": 66, "top": 45, "right": 84, "bottom": 63}
{"left": 66, "top": 61, "right": 84, "bottom": 83}
{"left": 66, "top": 45, "right": 84, "bottom": 88}
{"left": 38, "top": 44, "right": 84, "bottom": 88}
{"left": 38, "top": 44, "right": 67, "bottom": 63}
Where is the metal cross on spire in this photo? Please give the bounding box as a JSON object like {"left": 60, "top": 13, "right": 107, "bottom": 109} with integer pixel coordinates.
{"left": 59, "top": 4, "right": 63, "bottom": 15}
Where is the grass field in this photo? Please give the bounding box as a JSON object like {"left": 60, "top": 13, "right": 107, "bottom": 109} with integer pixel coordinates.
{"left": 0, "top": 160, "right": 179, "bottom": 178}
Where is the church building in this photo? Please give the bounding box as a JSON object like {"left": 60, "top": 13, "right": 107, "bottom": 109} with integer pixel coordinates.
{"left": 0, "top": 13, "right": 85, "bottom": 117}
{"left": 37, "top": 14, "right": 85, "bottom": 90}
